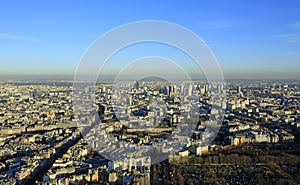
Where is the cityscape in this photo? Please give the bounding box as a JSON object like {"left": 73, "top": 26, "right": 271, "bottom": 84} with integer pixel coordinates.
{"left": 0, "top": 80, "right": 299, "bottom": 184}
{"left": 1, "top": 1, "right": 300, "bottom": 185}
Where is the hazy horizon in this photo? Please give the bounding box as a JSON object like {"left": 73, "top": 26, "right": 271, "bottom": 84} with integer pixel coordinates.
{"left": 1, "top": 74, "right": 300, "bottom": 81}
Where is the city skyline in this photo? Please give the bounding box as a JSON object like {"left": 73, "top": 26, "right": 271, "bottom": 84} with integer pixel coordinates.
{"left": 1, "top": 1, "right": 300, "bottom": 184}
{"left": 0, "top": 80, "right": 299, "bottom": 184}
{"left": 1, "top": 1, "right": 300, "bottom": 79}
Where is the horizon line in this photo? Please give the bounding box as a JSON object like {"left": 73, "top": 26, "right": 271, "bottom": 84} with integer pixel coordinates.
{"left": 0, "top": 74, "right": 300, "bottom": 82}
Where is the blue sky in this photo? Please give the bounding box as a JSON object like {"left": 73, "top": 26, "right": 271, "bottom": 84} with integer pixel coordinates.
{"left": 0, "top": 0, "right": 300, "bottom": 79}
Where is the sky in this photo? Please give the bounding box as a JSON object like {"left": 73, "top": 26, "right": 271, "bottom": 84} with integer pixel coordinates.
{"left": 0, "top": 0, "right": 300, "bottom": 79}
